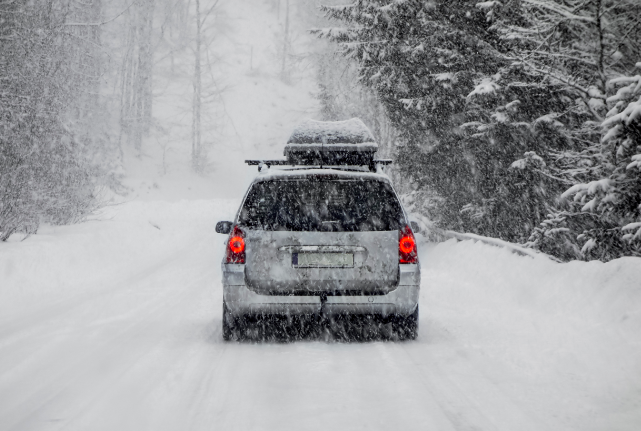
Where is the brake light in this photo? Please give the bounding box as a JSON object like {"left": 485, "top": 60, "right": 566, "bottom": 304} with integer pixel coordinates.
{"left": 225, "top": 225, "right": 246, "bottom": 264}
{"left": 399, "top": 225, "right": 418, "bottom": 264}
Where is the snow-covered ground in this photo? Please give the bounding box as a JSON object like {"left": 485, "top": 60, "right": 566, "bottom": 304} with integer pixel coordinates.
{"left": 1, "top": 200, "right": 640, "bottom": 431}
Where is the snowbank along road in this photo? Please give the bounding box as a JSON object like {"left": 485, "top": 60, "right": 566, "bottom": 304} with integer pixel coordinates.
{"left": 1, "top": 200, "right": 640, "bottom": 431}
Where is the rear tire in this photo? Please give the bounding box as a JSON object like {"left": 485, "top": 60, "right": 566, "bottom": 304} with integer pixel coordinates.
{"left": 222, "top": 301, "right": 238, "bottom": 341}
{"left": 393, "top": 305, "right": 418, "bottom": 341}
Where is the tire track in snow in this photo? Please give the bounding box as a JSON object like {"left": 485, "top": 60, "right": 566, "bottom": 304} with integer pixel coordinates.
{"left": 0, "top": 237, "right": 216, "bottom": 430}
{"left": 0, "top": 232, "right": 208, "bottom": 346}
{"left": 394, "top": 323, "right": 573, "bottom": 431}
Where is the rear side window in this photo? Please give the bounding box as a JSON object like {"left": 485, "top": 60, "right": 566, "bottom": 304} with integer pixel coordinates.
{"left": 238, "top": 179, "right": 405, "bottom": 232}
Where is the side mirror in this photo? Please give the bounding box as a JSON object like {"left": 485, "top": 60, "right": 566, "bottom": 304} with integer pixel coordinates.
{"left": 215, "top": 221, "right": 233, "bottom": 234}
{"left": 410, "top": 220, "right": 421, "bottom": 234}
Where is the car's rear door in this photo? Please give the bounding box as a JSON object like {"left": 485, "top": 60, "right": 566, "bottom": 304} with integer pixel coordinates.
{"left": 240, "top": 177, "right": 404, "bottom": 295}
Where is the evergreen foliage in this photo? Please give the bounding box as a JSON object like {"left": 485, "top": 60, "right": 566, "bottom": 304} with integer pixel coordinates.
{"left": 529, "top": 71, "right": 641, "bottom": 260}
{"left": 316, "top": 0, "right": 641, "bottom": 260}
{"left": 315, "top": 0, "right": 561, "bottom": 243}
{"left": 496, "top": 0, "right": 641, "bottom": 260}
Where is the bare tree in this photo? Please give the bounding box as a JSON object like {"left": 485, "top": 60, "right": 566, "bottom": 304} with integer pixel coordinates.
{"left": 193, "top": 0, "right": 203, "bottom": 171}
{"left": 192, "top": 0, "right": 220, "bottom": 172}
{"left": 281, "top": 0, "right": 290, "bottom": 80}
{"left": 119, "top": 0, "right": 155, "bottom": 157}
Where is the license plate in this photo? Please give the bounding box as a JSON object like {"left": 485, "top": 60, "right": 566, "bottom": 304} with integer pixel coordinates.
{"left": 292, "top": 252, "right": 354, "bottom": 268}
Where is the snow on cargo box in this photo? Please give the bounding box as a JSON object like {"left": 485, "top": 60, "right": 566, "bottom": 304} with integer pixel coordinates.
{"left": 284, "top": 118, "right": 378, "bottom": 166}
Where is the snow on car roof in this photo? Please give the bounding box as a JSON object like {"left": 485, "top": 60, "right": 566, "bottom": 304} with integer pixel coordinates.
{"left": 287, "top": 118, "right": 376, "bottom": 145}
{"left": 252, "top": 167, "right": 391, "bottom": 184}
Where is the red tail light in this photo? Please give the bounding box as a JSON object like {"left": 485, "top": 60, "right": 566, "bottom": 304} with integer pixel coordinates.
{"left": 225, "top": 225, "right": 246, "bottom": 264}
{"left": 399, "top": 225, "right": 418, "bottom": 264}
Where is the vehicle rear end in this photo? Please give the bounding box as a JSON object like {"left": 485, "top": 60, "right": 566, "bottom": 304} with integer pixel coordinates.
{"left": 220, "top": 170, "right": 420, "bottom": 339}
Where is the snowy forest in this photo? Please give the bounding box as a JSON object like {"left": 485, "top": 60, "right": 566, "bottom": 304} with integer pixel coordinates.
{"left": 2, "top": 0, "right": 641, "bottom": 262}
{"left": 316, "top": 0, "right": 641, "bottom": 261}
{"left": 1, "top": 0, "right": 216, "bottom": 240}
{"left": 1, "top": 3, "right": 640, "bottom": 429}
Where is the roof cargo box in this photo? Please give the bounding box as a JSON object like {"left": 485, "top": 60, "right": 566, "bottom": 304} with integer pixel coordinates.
{"left": 284, "top": 118, "right": 378, "bottom": 166}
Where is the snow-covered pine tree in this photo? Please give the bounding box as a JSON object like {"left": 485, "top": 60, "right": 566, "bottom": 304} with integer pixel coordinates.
{"left": 548, "top": 70, "right": 641, "bottom": 260}
{"left": 315, "top": 0, "right": 570, "bottom": 242}
{"left": 489, "top": 0, "right": 641, "bottom": 260}
{"left": 317, "top": 0, "right": 640, "bottom": 259}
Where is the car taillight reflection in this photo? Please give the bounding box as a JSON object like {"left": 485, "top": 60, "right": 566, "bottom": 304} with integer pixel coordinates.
{"left": 225, "top": 225, "right": 246, "bottom": 264}
{"left": 399, "top": 225, "right": 418, "bottom": 264}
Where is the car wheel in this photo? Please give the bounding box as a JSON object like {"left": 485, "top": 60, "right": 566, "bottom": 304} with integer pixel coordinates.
{"left": 222, "top": 301, "right": 240, "bottom": 341}
{"left": 393, "top": 305, "right": 418, "bottom": 341}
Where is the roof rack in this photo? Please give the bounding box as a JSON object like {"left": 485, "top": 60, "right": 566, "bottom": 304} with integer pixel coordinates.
{"left": 245, "top": 119, "right": 392, "bottom": 172}
{"left": 245, "top": 159, "right": 392, "bottom": 172}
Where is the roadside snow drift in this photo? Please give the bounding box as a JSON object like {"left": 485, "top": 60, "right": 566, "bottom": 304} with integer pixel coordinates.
{"left": 423, "top": 239, "right": 641, "bottom": 430}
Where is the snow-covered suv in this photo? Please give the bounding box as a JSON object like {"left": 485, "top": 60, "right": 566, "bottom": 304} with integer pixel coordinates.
{"left": 216, "top": 167, "right": 420, "bottom": 341}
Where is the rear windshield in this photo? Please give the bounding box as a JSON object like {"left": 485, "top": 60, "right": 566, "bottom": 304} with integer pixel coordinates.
{"left": 238, "top": 179, "right": 405, "bottom": 232}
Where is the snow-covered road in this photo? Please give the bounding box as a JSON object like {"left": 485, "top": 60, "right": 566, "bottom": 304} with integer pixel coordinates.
{"left": 1, "top": 200, "right": 640, "bottom": 431}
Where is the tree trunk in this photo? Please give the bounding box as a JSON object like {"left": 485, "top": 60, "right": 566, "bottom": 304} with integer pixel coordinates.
{"left": 281, "top": 0, "right": 289, "bottom": 79}
{"left": 193, "top": 0, "right": 203, "bottom": 171}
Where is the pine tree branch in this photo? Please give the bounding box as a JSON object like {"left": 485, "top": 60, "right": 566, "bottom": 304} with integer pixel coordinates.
{"left": 527, "top": 50, "right": 597, "bottom": 67}
{"left": 510, "top": 57, "right": 606, "bottom": 120}
{"left": 522, "top": 0, "right": 595, "bottom": 23}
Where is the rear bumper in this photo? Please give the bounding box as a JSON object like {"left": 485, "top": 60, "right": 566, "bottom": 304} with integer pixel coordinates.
{"left": 222, "top": 264, "right": 420, "bottom": 317}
